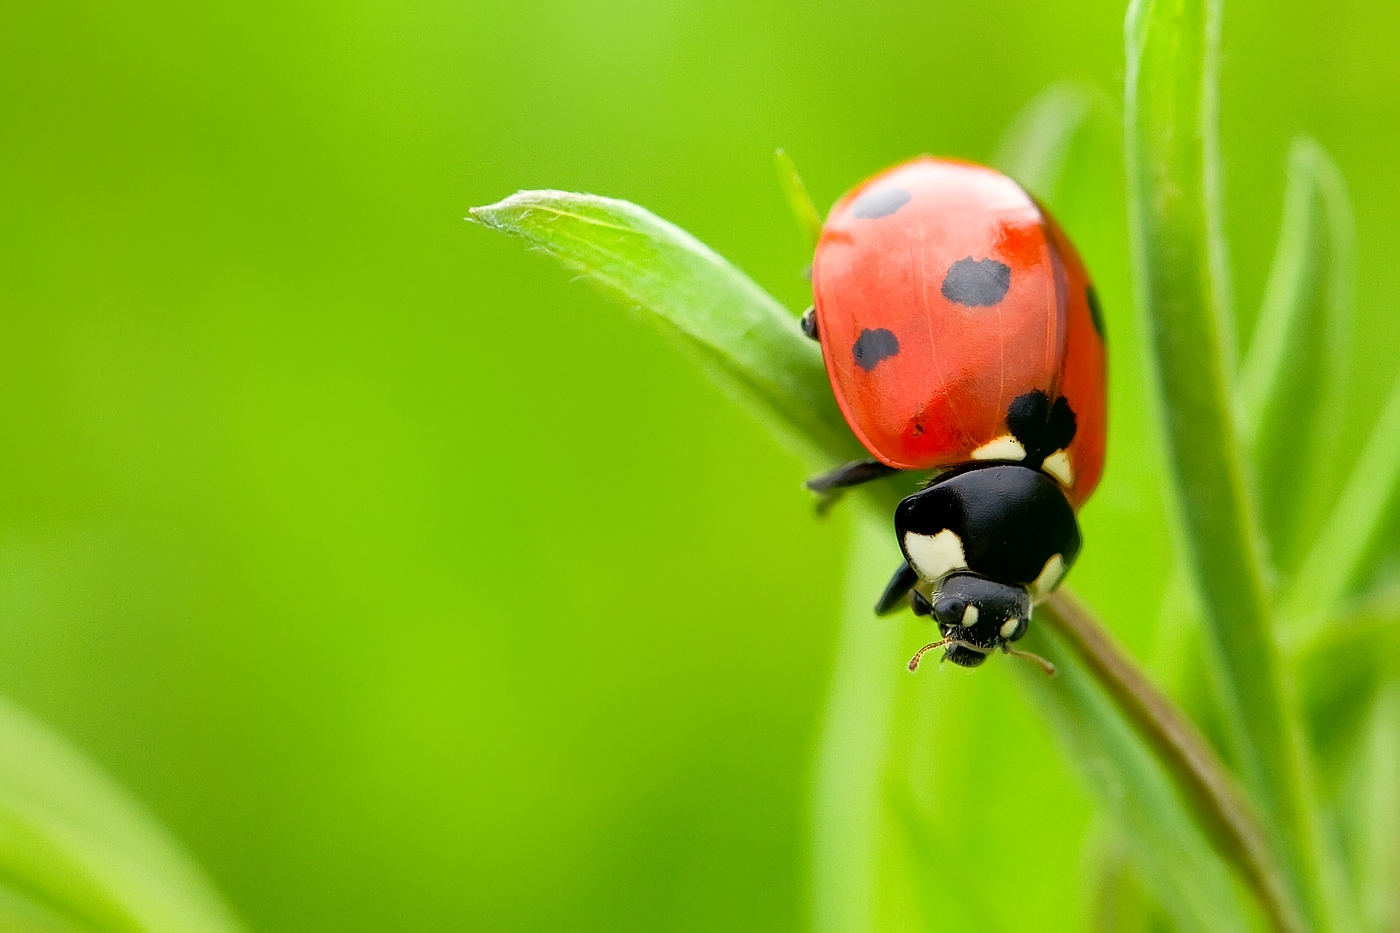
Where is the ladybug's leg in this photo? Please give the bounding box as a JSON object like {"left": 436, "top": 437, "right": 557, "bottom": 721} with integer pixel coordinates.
{"left": 800, "top": 306, "right": 819, "bottom": 341}
{"left": 875, "top": 561, "right": 919, "bottom": 616}
{"left": 805, "top": 459, "right": 901, "bottom": 494}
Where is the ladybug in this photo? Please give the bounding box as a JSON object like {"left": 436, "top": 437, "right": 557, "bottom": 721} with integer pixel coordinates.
{"left": 800, "top": 157, "right": 1106, "bottom": 673}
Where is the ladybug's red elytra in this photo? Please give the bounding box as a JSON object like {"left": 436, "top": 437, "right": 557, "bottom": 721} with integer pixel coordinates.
{"left": 800, "top": 157, "right": 1107, "bottom": 673}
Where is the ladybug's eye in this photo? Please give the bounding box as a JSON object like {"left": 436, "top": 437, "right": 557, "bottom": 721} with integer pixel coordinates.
{"left": 933, "top": 596, "right": 968, "bottom": 627}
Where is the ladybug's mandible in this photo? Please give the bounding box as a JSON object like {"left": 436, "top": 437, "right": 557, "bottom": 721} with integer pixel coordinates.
{"left": 800, "top": 158, "right": 1107, "bottom": 673}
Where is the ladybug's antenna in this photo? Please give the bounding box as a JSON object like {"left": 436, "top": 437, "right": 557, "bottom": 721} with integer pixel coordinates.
{"left": 907, "top": 639, "right": 951, "bottom": 672}
{"left": 1006, "top": 647, "right": 1057, "bottom": 677}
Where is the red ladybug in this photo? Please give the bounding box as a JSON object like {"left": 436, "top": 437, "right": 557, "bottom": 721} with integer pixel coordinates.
{"left": 801, "top": 158, "right": 1107, "bottom": 672}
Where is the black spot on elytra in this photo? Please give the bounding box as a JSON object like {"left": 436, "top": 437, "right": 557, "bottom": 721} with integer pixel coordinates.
{"left": 851, "top": 187, "right": 911, "bottom": 219}
{"left": 853, "top": 328, "right": 899, "bottom": 371}
{"left": 1086, "top": 285, "right": 1106, "bottom": 341}
{"left": 1006, "top": 390, "right": 1077, "bottom": 467}
{"left": 941, "top": 257, "right": 1012, "bottom": 307}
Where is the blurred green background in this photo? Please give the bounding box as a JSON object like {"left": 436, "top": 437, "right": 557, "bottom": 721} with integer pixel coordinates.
{"left": 2, "top": 0, "right": 1398, "bottom": 930}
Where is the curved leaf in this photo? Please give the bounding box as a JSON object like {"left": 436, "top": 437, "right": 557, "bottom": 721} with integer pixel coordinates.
{"left": 0, "top": 695, "right": 242, "bottom": 933}
{"left": 991, "top": 82, "right": 1094, "bottom": 202}
{"left": 470, "top": 191, "right": 859, "bottom": 468}
{"left": 1237, "top": 139, "right": 1355, "bottom": 576}
{"left": 1284, "top": 372, "right": 1400, "bottom": 641}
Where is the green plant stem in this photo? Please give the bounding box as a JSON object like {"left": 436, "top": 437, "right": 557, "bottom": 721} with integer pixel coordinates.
{"left": 1041, "top": 590, "right": 1305, "bottom": 933}
{"left": 1123, "top": 0, "right": 1319, "bottom": 922}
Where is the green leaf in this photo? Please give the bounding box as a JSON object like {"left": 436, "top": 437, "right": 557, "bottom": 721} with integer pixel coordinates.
{"left": 1123, "top": 0, "right": 1335, "bottom": 926}
{"left": 774, "top": 149, "right": 824, "bottom": 257}
{"left": 0, "top": 694, "right": 242, "bottom": 933}
{"left": 808, "top": 508, "right": 903, "bottom": 933}
{"left": 1283, "top": 372, "right": 1400, "bottom": 643}
{"left": 1349, "top": 685, "right": 1400, "bottom": 933}
{"left": 470, "top": 190, "right": 859, "bottom": 468}
{"left": 1015, "top": 625, "right": 1255, "bottom": 933}
{"left": 991, "top": 82, "right": 1094, "bottom": 201}
{"left": 1236, "top": 139, "right": 1355, "bottom": 576}
{"left": 1294, "top": 598, "right": 1400, "bottom": 775}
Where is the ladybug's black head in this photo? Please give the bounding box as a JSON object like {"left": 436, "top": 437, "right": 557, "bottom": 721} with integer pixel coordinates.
{"left": 908, "top": 573, "right": 1052, "bottom": 673}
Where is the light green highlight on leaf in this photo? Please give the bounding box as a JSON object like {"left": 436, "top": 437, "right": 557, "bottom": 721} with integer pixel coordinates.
{"left": 0, "top": 696, "right": 243, "bottom": 933}
{"left": 774, "top": 149, "right": 824, "bottom": 258}
{"left": 1352, "top": 686, "right": 1400, "bottom": 933}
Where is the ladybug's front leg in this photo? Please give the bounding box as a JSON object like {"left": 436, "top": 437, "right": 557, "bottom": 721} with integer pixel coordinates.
{"left": 874, "top": 561, "right": 919, "bottom": 616}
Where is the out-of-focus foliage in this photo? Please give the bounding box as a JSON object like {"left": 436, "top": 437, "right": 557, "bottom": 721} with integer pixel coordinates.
{"left": 5, "top": 0, "right": 1400, "bottom": 931}
{"left": 0, "top": 696, "right": 243, "bottom": 933}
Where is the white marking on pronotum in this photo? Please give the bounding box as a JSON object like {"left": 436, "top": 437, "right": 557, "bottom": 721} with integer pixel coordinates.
{"left": 1000, "top": 617, "right": 1022, "bottom": 639}
{"left": 902, "top": 529, "right": 967, "bottom": 583}
{"left": 1029, "top": 554, "right": 1066, "bottom": 601}
{"left": 1042, "top": 449, "right": 1074, "bottom": 486}
{"left": 970, "top": 434, "right": 1027, "bottom": 462}
{"left": 961, "top": 604, "right": 979, "bottom": 628}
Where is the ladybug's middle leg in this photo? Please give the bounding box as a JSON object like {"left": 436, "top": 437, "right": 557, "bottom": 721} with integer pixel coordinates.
{"left": 805, "top": 459, "right": 902, "bottom": 494}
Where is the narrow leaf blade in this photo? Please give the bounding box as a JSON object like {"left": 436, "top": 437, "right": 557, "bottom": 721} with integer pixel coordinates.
{"left": 0, "top": 695, "right": 243, "bottom": 933}
{"left": 1285, "top": 371, "right": 1400, "bottom": 639}
{"left": 774, "top": 149, "right": 824, "bottom": 256}
{"left": 1236, "top": 139, "right": 1356, "bottom": 575}
{"left": 470, "top": 191, "right": 859, "bottom": 466}
{"left": 991, "top": 82, "right": 1093, "bottom": 201}
{"left": 1351, "top": 686, "right": 1400, "bottom": 932}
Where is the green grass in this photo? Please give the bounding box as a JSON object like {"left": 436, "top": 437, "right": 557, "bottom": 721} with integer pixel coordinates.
{"left": 7, "top": 0, "right": 1400, "bottom": 930}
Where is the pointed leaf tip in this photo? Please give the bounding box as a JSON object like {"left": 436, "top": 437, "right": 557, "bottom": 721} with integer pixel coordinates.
{"left": 471, "top": 188, "right": 860, "bottom": 468}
